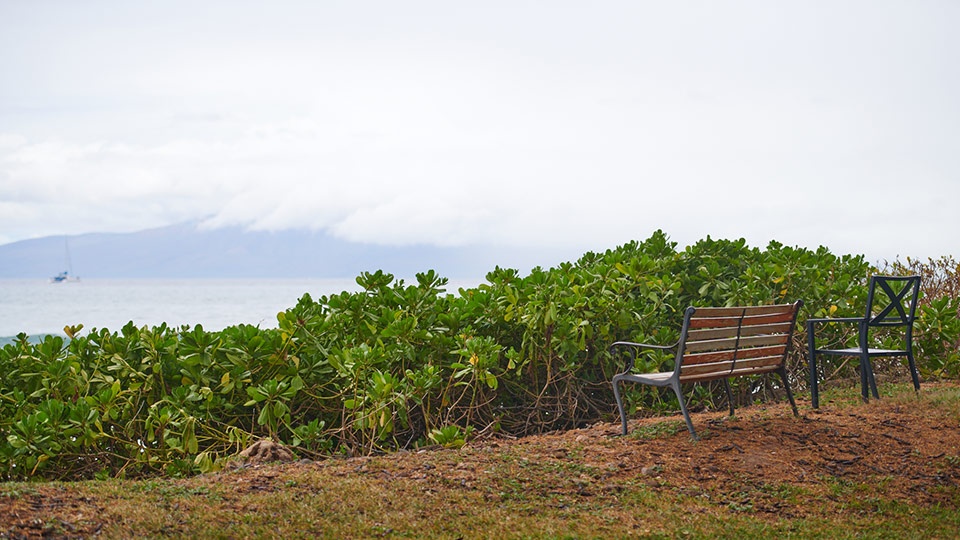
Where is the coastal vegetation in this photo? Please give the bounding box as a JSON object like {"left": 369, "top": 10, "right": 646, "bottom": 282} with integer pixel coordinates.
{"left": 1, "top": 231, "right": 958, "bottom": 480}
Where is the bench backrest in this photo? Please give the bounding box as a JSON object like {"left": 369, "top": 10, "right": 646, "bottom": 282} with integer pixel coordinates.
{"left": 675, "top": 301, "right": 802, "bottom": 383}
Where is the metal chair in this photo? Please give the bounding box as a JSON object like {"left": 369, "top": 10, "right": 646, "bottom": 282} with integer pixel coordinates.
{"left": 808, "top": 275, "right": 921, "bottom": 408}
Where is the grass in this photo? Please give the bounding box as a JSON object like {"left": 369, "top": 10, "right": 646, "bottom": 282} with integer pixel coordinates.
{"left": 629, "top": 419, "right": 688, "bottom": 440}
{"left": 2, "top": 382, "right": 959, "bottom": 538}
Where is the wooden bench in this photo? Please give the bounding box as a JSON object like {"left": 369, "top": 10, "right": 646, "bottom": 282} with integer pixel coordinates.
{"left": 610, "top": 301, "right": 803, "bottom": 439}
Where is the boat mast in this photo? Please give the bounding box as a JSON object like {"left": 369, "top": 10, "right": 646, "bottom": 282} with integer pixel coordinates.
{"left": 64, "top": 235, "right": 74, "bottom": 275}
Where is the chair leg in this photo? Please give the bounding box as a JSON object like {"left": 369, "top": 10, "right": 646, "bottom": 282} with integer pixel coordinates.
{"left": 865, "top": 357, "right": 879, "bottom": 399}
{"left": 724, "top": 379, "right": 735, "bottom": 416}
{"left": 859, "top": 353, "right": 870, "bottom": 403}
{"left": 808, "top": 323, "right": 819, "bottom": 409}
{"left": 671, "top": 380, "right": 698, "bottom": 440}
{"left": 612, "top": 376, "right": 628, "bottom": 436}
{"left": 907, "top": 352, "right": 921, "bottom": 393}
{"left": 778, "top": 367, "right": 799, "bottom": 417}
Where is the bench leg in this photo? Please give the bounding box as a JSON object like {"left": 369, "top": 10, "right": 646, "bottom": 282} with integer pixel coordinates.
{"left": 670, "top": 380, "right": 698, "bottom": 440}
{"left": 612, "top": 376, "right": 628, "bottom": 436}
{"left": 778, "top": 367, "right": 799, "bottom": 417}
{"left": 723, "top": 379, "right": 735, "bottom": 417}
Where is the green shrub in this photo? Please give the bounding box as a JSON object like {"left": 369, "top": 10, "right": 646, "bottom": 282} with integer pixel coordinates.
{"left": 1, "top": 232, "right": 956, "bottom": 480}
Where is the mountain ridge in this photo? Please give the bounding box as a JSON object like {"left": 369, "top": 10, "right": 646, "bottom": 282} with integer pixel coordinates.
{"left": 0, "top": 223, "right": 576, "bottom": 279}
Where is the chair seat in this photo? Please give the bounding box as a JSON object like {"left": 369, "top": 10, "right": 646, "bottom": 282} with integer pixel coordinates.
{"left": 817, "top": 347, "right": 908, "bottom": 356}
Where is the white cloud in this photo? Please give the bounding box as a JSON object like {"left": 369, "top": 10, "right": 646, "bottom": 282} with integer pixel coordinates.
{"left": 1, "top": 1, "right": 958, "bottom": 262}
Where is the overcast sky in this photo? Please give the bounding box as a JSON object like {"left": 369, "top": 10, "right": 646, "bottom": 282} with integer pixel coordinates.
{"left": 1, "top": 1, "right": 957, "bottom": 263}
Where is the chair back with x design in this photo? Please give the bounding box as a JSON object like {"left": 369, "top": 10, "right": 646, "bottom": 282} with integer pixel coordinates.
{"left": 865, "top": 275, "right": 921, "bottom": 328}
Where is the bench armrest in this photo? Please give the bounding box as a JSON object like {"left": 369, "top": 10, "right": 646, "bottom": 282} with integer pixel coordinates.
{"left": 609, "top": 340, "right": 678, "bottom": 372}
{"left": 609, "top": 341, "right": 675, "bottom": 351}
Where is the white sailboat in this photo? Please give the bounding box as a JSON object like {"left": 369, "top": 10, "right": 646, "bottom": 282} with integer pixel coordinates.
{"left": 50, "top": 236, "right": 80, "bottom": 283}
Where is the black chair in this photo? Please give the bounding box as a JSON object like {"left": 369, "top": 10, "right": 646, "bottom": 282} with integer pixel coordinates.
{"left": 808, "top": 275, "right": 921, "bottom": 408}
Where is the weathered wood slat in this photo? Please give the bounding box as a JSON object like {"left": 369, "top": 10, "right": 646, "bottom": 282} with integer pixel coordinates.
{"left": 679, "top": 354, "right": 784, "bottom": 378}
{"left": 678, "top": 363, "right": 780, "bottom": 383}
{"left": 687, "top": 311, "right": 796, "bottom": 329}
{"left": 739, "top": 311, "right": 798, "bottom": 326}
{"left": 686, "top": 322, "right": 794, "bottom": 342}
{"left": 686, "top": 316, "right": 741, "bottom": 329}
{"left": 744, "top": 322, "right": 794, "bottom": 335}
{"left": 727, "top": 364, "right": 782, "bottom": 377}
{"left": 681, "top": 345, "right": 788, "bottom": 366}
{"left": 690, "top": 304, "right": 797, "bottom": 317}
{"left": 684, "top": 333, "right": 789, "bottom": 353}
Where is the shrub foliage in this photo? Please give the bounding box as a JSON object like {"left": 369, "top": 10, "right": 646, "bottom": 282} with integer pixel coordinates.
{"left": 2, "top": 231, "right": 957, "bottom": 480}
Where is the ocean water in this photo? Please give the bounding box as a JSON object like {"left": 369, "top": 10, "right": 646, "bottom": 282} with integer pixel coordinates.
{"left": 0, "top": 278, "right": 484, "bottom": 339}
{"left": 0, "top": 278, "right": 370, "bottom": 338}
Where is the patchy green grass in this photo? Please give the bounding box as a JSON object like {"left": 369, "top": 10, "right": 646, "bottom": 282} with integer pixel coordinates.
{"left": 629, "top": 419, "right": 688, "bottom": 440}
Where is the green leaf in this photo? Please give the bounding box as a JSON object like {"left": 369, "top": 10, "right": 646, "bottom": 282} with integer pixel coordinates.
{"left": 245, "top": 386, "right": 266, "bottom": 402}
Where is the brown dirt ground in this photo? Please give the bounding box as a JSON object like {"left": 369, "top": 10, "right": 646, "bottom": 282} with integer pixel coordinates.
{"left": 2, "top": 383, "right": 959, "bottom": 538}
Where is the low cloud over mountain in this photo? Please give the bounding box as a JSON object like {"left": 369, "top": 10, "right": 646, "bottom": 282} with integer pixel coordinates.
{"left": 0, "top": 222, "right": 577, "bottom": 279}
